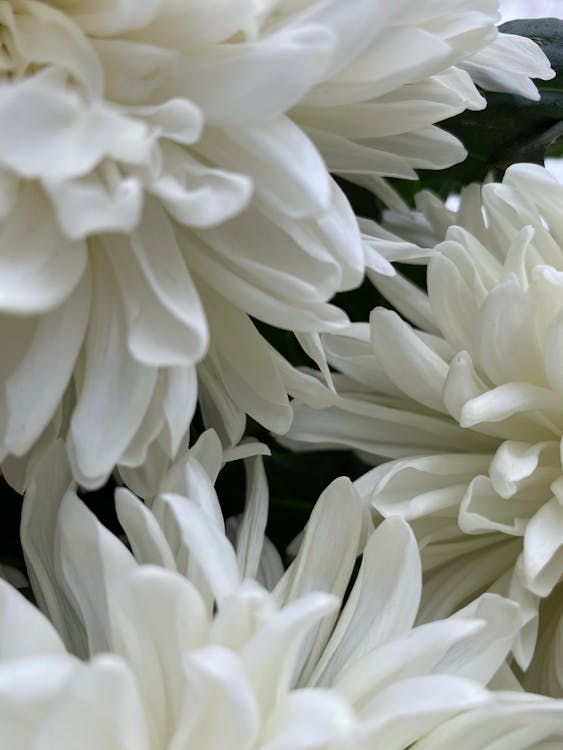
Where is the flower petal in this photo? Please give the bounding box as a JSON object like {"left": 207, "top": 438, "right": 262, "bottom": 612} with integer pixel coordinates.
{"left": 0, "top": 183, "right": 86, "bottom": 314}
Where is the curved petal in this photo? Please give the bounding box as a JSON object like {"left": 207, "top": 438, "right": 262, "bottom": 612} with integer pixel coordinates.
{"left": 0, "top": 183, "right": 86, "bottom": 314}
{"left": 68, "top": 252, "right": 158, "bottom": 488}
{"left": 310, "top": 517, "right": 421, "bottom": 686}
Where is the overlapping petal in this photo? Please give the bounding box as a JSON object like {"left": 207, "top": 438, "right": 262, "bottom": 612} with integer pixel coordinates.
{"left": 287, "top": 164, "right": 563, "bottom": 696}
{"left": 3, "top": 439, "right": 563, "bottom": 748}
{"left": 0, "top": 0, "right": 552, "bottom": 488}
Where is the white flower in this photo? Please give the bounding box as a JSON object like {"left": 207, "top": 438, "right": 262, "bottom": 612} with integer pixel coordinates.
{"left": 0, "top": 0, "right": 552, "bottom": 490}
{"left": 286, "top": 163, "right": 563, "bottom": 696}
{"left": 0, "top": 437, "right": 560, "bottom": 749}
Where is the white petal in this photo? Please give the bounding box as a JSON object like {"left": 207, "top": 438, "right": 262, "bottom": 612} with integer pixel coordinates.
{"left": 117, "top": 375, "right": 168, "bottom": 469}
{"left": 241, "top": 592, "right": 337, "bottom": 715}
{"left": 261, "top": 688, "right": 354, "bottom": 750}
{"left": 150, "top": 141, "right": 252, "bottom": 228}
{"left": 0, "top": 71, "right": 151, "bottom": 180}
{"left": 489, "top": 441, "right": 558, "bottom": 500}
{"left": 235, "top": 457, "right": 269, "bottom": 581}
{"left": 428, "top": 241, "right": 482, "bottom": 352}
{"left": 153, "top": 493, "right": 240, "bottom": 604}
{"left": 159, "top": 447, "right": 223, "bottom": 528}
{"left": 361, "top": 453, "right": 489, "bottom": 520}
{"left": 451, "top": 593, "right": 523, "bottom": 683}
{"left": 187, "top": 429, "right": 223, "bottom": 481}
{"left": 275, "top": 477, "right": 363, "bottom": 683}
{"left": 460, "top": 383, "right": 562, "bottom": 429}
{"left": 418, "top": 539, "right": 522, "bottom": 625}
{"left": 68, "top": 252, "right": 158, "bottom": 488}
{"left": 45, "top": 172, "right": 144, "bottom": 239}
{"left": 0, "top": 654, "right": 81, "bottom": 747}
{"left": 521, "top": 497, "right": 563, "bottom": 597}
{"left": 371, "top": 308, "right": 449, "bottom": 412}
{"left": 209, "top": 581, "right": 275, "bottom": 650}
{"left": 286, "top": 397, "right": 494, "bottom": 458}
{"left": 56, "top": 491, "right": 137, "bottom": 654}
{"left": 6, "top": 1, "right": 104, "bottom": 96}
{"left": 125, "top": 0, "right": 255, "bottom": 45}
{"left": 187, "top": 209, "right": 351, "bottom": 333}
{"left": 20, "top": 441, "right": 82, "bottom": 652}
{"left": 0, "top": 183, "right": 86, "bottom": 314}
{"left": 200, "top": 116, "right": 331, "bottom": 218}
{"left": 198, "top": 356, "right": 246, "bottom": 446}
{"left": 202, "top": 288, "right": 293, "bottom": 434}
{"left": 0, "top": 579, "right": 65, "bottom": 661}
{"left": 544, "top": 309, "right": 563, "bottom": 393}
{"left": 114, "top": 488, "right": 176, "bottom": 570}
{"left": 175, "top": 26, "right": 335, "bottom": 124}
{"left": 0, "top": 168, "right": 18, "bottom": 221}
{"left": 461, "top": 32, "right": 554, "bottom": 99}
{"left": 413, "top": 696, "right": 563, "bottom": 750}
{"left": 288, "top": 0, "right": 413, "bottom": 80}
{"left": 443, "top": 352, "right": 527, "bottom": 442}
{"left": 63, "top": 0, "right": 160, "bottom": 35}
{"left": 359, "top": 675, "right": 488, "bottom": 749}
{"left": 474, "top": 275, "right": 545, "bottom": 385}
{"left": 128, "top": 98, "right": 203, "bottom": 145}
{"left": 459, "top": 475, "right": 537, "bottom": 536}
{"left": 35, "top": 654, "right": 150, "bottom": 750}
{"left": 160, "top": 367, "right": 197, "bottom": 457}
{"left": 4, "top": 273, "right": 90, "bottom": 456}
{"left": 310, "top": 518, "right": 421, "bottom": 686}
{"left": 172, "top": 646, "right": 260, "bottom": 750}
{"left": 105, "top": 200, "right": 209, "bottom": 368}
{"left": 108, "top": 567, "right": 208, "bottom": 747}
{"left": 309, "top": 127, "right": 417, "bottom": 178}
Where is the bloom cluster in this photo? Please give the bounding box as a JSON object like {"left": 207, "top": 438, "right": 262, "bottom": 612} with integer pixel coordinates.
{"left": 288, "top": 164, "right": 563, "bottom": 696}
{"left": 2, "top": 0, "right": 563, "bottom": 747}
{"left": 0, "top": 0, "right": 553, "bottom": 488}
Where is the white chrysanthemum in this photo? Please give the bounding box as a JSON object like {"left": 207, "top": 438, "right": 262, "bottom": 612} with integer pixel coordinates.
{"left": 0, "top": 0, "right": 552, "bottom": 490}
{"left": 286, "top": 164, "right": 563, "bottom": 696}
{"left": 0, "top": 438, "right": 560, "bottom": 749}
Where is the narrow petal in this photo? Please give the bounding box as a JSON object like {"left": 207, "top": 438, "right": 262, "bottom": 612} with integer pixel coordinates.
{"left": 5, "top": 272, "right": 90, "bottom": 456}
{"left": 235, "top": 457, "right": 269, "bottom": 581}
{"left": 275, "top": 477, "right": 363, "bottom": 683}
{"left": 371, "top": 308, "right": 449, "bottom": 412}
{"left": 521, "top": 497, "right": 563, "bottom": 597}
{"left": 68, "top": 252, "right": 158, "bottom": 488}
{"left": 20, "top": 441, "right": 81, "bottom": 652}
{"left": 241, "top": 592, "right": 337, "bottom": 715}
{"left": 56, "top": 491, "right": 136, "bottom": 654}
{"left": 310, "top": 518, "right": 421, "bottom": 686}
{"left": 114, "top": 488, "right": 176, "bottom": 570}
{"left": 153, "top": 493, "right": 240, "bottom": 604}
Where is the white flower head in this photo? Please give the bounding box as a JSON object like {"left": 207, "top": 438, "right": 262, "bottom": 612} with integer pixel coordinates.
{"left": 287, "top": 163, "right": 563, "bottom": 696}
{"left": 1, "top": 437, "right": 561, "bottom": 748}
{"left": 0, "top": 0, "right": 552, "bottom": 490}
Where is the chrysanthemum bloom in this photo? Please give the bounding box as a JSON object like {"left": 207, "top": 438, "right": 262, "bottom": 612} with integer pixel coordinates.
{"left": 0, "top": 438, "right": 561, "bottom": 748}
{"left": 286, "top": 164, "right": 563, "bottom": 696}
{"left": 0, "top": 0, "right": 552, "bottom": 490}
